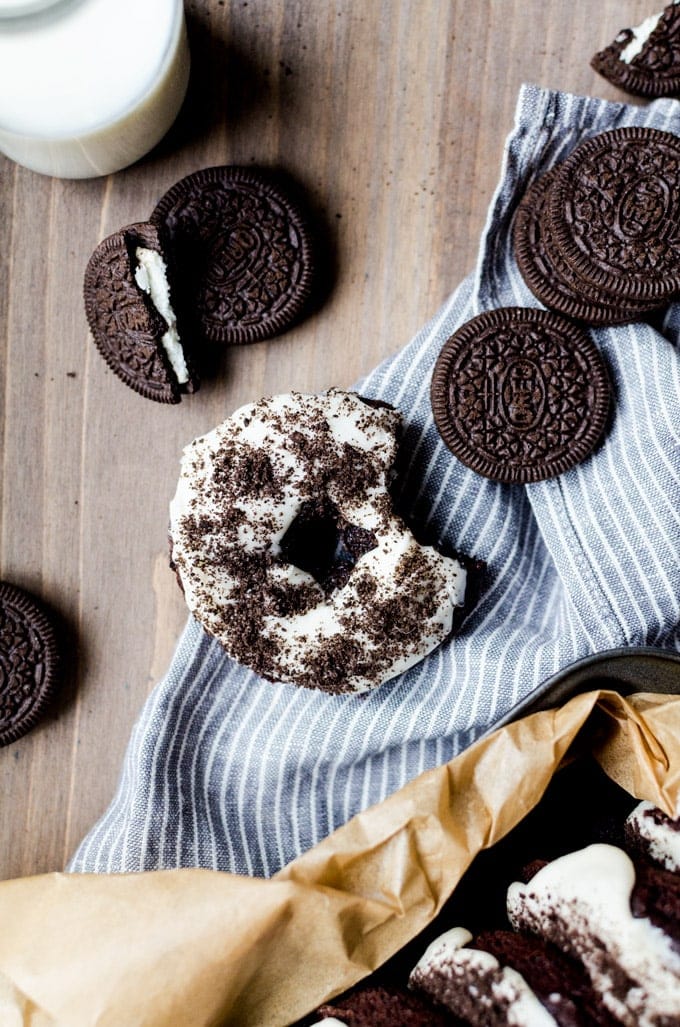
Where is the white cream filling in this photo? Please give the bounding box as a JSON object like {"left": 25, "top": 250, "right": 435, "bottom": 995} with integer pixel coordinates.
{"left": 410, "top": 927, "right": 557, "bottom": 1027}
{"left": 507, "top": 844, "right": 680, "bottom": 1027}
{"left": 169, "top": 391, "right": 466, "bottom": 692}
{"left": 627, "top": 800, "right": 680, "bottom": 873}
{"left": 134, "top": 245, "right": 189, "bottom": 385}
{"left": 618, "top": 9, "right": 665, "bottom": 63}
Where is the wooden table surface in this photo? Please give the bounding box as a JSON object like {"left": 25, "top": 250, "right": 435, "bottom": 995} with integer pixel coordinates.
{"left": 0, "top": 1, "right": 651, "bottom": 881}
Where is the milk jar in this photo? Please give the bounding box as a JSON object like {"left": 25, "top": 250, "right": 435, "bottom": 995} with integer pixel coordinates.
{"left": 0, "top": 0, "right": 190, "bottom": 178}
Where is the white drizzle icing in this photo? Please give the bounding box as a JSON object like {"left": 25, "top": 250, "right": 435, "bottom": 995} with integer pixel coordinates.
{"left": 410, "top": 927, "right": 557, "bottom": 1026}
{"left": 627, "top": 800, "right": 680, "bottom": 873}
{"left": 507, "top": 844, "right": 680, "bottom": 1026}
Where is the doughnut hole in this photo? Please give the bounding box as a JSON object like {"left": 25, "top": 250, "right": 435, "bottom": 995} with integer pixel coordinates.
{"left": 279, "top": 496, "right": 378, "bottom": 593}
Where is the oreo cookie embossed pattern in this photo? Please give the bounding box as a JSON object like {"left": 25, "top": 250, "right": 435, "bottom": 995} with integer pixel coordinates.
{"left": 431, "top": 308, "right": 610, "bottom": 484}
{"left": 514, "top": 127, "right": 680, "bottom": 324}
{"left": 439, "top": 129, "right": 680, "bottom": 481}
{"left": 0, "top": 582, "right": 60, "bottom": 747}
{"left": 513, "top": 169, "right": 657, "bottom": 325}
{"left": 549, "top": 127, "right": 680, "bottom": 303}
{"left": 152, "top": 166, "right": 315, "bottom": 345}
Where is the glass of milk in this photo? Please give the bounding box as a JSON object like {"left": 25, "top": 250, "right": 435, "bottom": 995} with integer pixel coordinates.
{"left": 0, "top": 0, "right": 190, "bottom": 178}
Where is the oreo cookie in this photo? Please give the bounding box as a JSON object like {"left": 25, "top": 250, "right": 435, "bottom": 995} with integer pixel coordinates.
{"left": 84, "top": 221, "right": 198, "bottom": 404}
{"left": 151, "top": 166, "right": 315, "bottom": 345}
{"left": 592, "top": 3, "right": 680, "bottom": 98}
{"left": 0, "top": 581, "right": 60, "bottom": 746}
{"left": 430, "top": 307, "right": 610, "bottom": 484}
{"left": 85, "top": 167, "right": 317, "bottom": 402}
{"left": 513, "top": 168, "right": 657, "bottom": 326}
{"left": 547, "top": 127, "right": 680, "bottom": 305}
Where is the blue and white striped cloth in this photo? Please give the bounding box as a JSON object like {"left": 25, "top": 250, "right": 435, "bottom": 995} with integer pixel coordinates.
{"left": 69, "top": 85, "right": 680, "bottom": 877}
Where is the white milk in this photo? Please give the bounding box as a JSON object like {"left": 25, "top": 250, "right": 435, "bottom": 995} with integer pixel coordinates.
{"left": 0, "top": 0, "right": 190, "bottom": 178}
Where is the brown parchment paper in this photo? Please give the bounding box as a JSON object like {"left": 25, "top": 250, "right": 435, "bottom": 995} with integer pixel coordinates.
{"left": 1, "top": 688, "right": 679, "bottom": 1027}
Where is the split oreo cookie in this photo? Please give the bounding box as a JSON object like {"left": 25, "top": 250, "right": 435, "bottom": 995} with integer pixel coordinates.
{"left": 0, "top": 581, "right": 61, "bottom": 746}
{"left": 431, "top": 307, "right": 610, "bottom": 484}
{"left": 84, "top": 221, "right": 198, "bottom": 404}
{"left": 513, "top": 168, "right": 658, "bottom": 326}
{"left": 592, "top": 2, "right": 680, "bottom": 98}
{"left": 548, "top": 127, "right": 680, "bottom": 305}
{"left": 151, "top": 166, "right": 315, "bottom": 345}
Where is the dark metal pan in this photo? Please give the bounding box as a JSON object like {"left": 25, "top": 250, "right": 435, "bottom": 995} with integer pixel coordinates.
{"left": 489, "top": 646, "right": 680, "bottom": 736}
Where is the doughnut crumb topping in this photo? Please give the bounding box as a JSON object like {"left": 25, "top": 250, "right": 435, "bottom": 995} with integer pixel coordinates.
{"left": 169, "top": 390, "right": 466, "bottom": 694}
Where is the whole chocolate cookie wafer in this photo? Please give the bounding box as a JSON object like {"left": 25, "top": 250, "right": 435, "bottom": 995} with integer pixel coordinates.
{"left": 431, "top": 307, "right": 610, "bottom": 484}
{"left": 513, "top": 168, "right": 658, "bottom": 325}
{"left": 0, "top": 581, "right": 60, "bottom": 746}
{"left": 84, "top": 221, "right": 198, "bottom": 404}
{"left": 548, "top": 127, "right": 680, "bottom": 304}
{"left": 592, "top": 2, "right": 680, "bottom": 98}
{"left": 151, "top": 166, "right": 315, "bottom": 345}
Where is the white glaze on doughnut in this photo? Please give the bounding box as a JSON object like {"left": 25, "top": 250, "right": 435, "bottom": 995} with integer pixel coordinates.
{"left": 169, "top": 390, "right": 466, "bottom": 693}
{"left": 507, "top": 844, "right": 680, "bottom": 1027}
{"left": 410, "top": 927, "right": 558, "bottom": 1026}
{"left": 626, "top": 800, "right": 680, "bottom": 873}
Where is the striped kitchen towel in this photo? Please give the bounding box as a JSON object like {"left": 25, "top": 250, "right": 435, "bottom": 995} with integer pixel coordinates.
{"left": 69, "top": 84, "right": 680, "bottom": 877}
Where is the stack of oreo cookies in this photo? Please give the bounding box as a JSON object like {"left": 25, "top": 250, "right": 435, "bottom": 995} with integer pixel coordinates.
{"left": 513, "top": 126, "right": 680, "bottom": 326}
{"left": 431, "top": 126, "right": 680, "bottom": 484}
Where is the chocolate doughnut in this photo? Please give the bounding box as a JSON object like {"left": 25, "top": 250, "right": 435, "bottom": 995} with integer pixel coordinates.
{"left": 168, "top": 390, "right": 466, "bottom": 694}
{"left": 625, "top": 800, "right": 680, "bottom": 873}
{"left": 506, "top": 845, "right": 680, "bottom": 1026}
{"left": 409, "top": 926, "right": 619, "bottom": 1026}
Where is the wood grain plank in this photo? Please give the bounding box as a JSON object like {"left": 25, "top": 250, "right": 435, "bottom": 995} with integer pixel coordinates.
{"left": 0, "top": 0, "right": 661, "bottom": 879}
